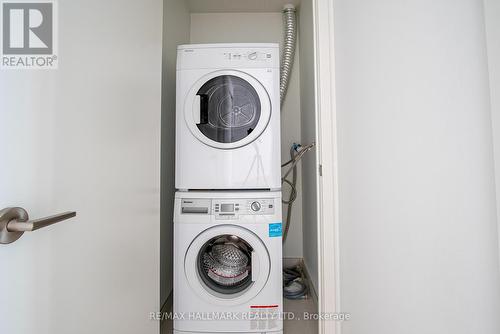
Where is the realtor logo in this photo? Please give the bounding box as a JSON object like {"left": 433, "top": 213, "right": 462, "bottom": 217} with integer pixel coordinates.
{"left": 1, "top": 0, "right": 58, "bottom": 69}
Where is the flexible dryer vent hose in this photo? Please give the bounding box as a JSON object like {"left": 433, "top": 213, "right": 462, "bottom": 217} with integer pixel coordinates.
{"left": 280, "top": 4, "right": 297, "bottom": 106}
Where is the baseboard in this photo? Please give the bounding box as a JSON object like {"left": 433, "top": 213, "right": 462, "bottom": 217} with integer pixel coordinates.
{"left": 302, "top": 259, "right": 318, "bottom": 309}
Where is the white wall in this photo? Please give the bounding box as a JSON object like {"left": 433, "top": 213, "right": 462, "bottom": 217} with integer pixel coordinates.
{"left": 161, "top": 0, "right": 190, "bottom": 307}
{"left": 189, "top": 12, "right": 305, "bottom": 259}
{"left": 333, "top": 0, "right": 500, "bottom": 333}
{"left": 484, "top": 0, "right": 500, "bottom": 265}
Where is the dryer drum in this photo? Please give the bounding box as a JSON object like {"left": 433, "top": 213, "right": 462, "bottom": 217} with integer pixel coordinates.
{"left": 198, "top": 235, "right": 253, "bottom": 294}
{"left": 196, "top": 75, "right": 261, "bottom": 144}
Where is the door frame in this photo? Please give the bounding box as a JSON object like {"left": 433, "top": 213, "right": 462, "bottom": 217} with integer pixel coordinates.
{"left": 313, "top": 0, "right": 341, "bottom": 334}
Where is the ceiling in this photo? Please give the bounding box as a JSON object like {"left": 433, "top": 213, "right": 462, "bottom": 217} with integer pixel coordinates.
{"left": 187, "top": 0, "right": 302, "bottom": 13}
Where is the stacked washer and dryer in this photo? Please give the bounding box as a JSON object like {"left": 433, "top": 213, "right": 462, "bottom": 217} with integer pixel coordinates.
{"left": 173, "top": 44, "right": 283, "bottom": 334}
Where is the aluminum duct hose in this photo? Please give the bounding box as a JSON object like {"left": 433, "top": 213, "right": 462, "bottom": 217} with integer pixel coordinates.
{"left": 280, "top": 4, "right": 297, "bottom": 106}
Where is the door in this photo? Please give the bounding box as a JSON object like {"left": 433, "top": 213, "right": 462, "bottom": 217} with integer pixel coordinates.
{"left": 185, "top": 70, "right": 271, "bottom": 149}
{"left": 184, "top": 225, "right": 270, "bottom": 306}
{"left": 0, "top": 1, "right": 162, "bottom": 333}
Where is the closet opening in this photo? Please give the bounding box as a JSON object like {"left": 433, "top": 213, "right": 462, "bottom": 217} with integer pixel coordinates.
{"left": 161, "top": 1, "right": 322, "bottom": 333}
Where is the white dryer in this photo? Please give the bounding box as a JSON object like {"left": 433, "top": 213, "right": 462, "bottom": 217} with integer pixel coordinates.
{"left": 175, "top": 44, "right": 281, "bottom": 190}
{"left": 173, "top": 191, "right": 283, "bottom": 334}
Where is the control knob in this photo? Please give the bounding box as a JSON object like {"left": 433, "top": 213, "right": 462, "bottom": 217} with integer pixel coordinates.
{"left": 248, "top": 52, "right": 258, "bottom": 60}
{"left": 251, "top": 201, "right": 261, "bottom": 212}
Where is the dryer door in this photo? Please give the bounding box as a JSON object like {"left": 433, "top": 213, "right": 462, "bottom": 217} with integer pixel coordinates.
{"left": 184, "top": 225, "right": 270, "bottom": 306}
{"left": 184, "top": 70, "right": 271, "bottom": 149}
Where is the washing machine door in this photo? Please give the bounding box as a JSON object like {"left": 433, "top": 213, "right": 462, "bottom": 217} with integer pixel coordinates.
{"left": 184, "top": 225, "right": 271, "bottom": 306}
{"left": 184, "top": 70, "right": 271, "bottom": 149}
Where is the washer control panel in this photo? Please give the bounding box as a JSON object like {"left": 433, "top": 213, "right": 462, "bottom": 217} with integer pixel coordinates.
{"left": 181, "top": 198, "right": 275, "bottom": 219}
{"left": 213, "top": 199, "right": 274, "bottom": 219}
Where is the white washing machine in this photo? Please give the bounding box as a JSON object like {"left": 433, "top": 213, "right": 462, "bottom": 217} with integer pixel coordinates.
{"left": 173, "top": 191, "right": 283, "bottom": 334}
{"left": 175, "top": 44, "right": 281, "bottom": 190}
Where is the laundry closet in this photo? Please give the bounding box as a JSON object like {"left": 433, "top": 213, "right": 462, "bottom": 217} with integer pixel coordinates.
{"left": 160, "top": 0, "right": 321, "bottom": 330}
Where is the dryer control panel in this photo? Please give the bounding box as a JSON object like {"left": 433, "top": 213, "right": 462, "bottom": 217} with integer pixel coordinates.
{"left": 181, "top": 198, "right": 275, "bottom": 219}
{"left": 177, "top": 44, "right": 279, "bottom": 70}
{"left": 223, "top": 51, "right": 272, "bottom": 62}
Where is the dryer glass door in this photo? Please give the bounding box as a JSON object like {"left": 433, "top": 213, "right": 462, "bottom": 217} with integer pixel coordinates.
{"left": 196, "top": 75, "right": 260, "bottom": 143}
{"left": 185, "top": 70, "right": 272, "bottom": 149}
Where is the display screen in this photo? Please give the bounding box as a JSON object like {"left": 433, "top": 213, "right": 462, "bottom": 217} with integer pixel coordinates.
{"left": 220, "top": 204, "right": 234, "bottom": 212}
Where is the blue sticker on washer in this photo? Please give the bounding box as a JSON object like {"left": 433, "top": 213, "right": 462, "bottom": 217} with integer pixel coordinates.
{"left": 269, "top": 223, "right": 282, "bottom": 237}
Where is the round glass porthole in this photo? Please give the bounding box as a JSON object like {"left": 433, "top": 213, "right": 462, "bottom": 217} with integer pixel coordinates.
{"left": 195, "top": 75, "right": 261, "bottom": 144}
{"left": 197, "top": 234, "right": 253, "bottom": 295}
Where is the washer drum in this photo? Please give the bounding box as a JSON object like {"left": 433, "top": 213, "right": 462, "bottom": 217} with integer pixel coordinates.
{"left": 202, "top": 243, "right": 249, "bottom": 286}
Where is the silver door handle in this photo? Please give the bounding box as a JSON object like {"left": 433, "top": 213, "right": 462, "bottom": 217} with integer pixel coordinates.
{"left": 7, "top": 211, "right": 76, "bottom": 232}
{"left": 0, "top": 207, "right": 76, "bottom": 244}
